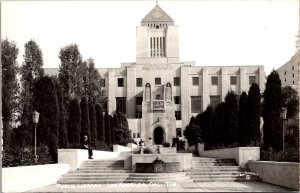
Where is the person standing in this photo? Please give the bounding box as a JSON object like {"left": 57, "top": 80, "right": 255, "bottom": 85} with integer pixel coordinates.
{"left": 82, "top": 135, "right": 93, "bottom": 159}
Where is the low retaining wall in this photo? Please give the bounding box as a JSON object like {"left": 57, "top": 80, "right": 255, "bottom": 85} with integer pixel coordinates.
{"left": 130, "top": 153, "right": 192, "bottom": 172}
{"left": 113, "top": 144, "right": 132, "bottom": 152}
{"left": 2, "top": 164, "right": 69, "bottom": 193}
{"left": 58, "top": 149, "right": 120, "bottom": 171}
{"left": 248, "top": 161, "right": 299, "bottom": 190}
{"left": 199, "top": 147, "right": 260, "bottom": 168}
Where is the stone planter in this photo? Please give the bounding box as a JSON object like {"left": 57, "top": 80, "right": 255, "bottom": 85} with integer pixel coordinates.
{"left": 135, "top": 162, "right": 180, "bottom": 173}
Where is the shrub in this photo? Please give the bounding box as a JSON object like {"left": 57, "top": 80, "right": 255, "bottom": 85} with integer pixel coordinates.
{"left": 260, "top": 147, "right": 299, "bottom": 162}
{"left": 135, "top": 147, "right": 152, "bottom": 154}
{"left": 3, "top": 146, "right": 53, "bottom": 167}
{"left": 95, "top": 141, "right": 113, "bottom": 151}
{"left": 162, "top": 142, "right": 170, "bottom": 147}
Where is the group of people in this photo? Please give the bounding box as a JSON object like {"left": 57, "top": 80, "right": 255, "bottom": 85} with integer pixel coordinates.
{"left": 172, "top": 136, "right": 186, "bottom": 151}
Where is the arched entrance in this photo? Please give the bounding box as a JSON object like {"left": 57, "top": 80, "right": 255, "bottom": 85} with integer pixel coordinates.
{"left": 154, "top": 127, "right": 164, "bottom": 144}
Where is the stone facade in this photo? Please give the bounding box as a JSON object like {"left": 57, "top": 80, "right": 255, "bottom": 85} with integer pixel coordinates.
{"left": 44, "top": 4, "right": 266, "bottom": 145}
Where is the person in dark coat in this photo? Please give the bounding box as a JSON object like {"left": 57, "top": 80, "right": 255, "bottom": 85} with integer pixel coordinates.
{"left": 82, "top": 135, "right": 93, "bottom": 159}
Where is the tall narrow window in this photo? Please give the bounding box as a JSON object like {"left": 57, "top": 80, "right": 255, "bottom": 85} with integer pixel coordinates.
{"left": 191, "top": 96, "right": 201, "bottom": 113}
{"left": 230, "top": 76, "right": 237, "bottom": 85}
{"left": 150, "top": 37, "right": 153, "bottom": 57}
{"left": 211, "top": 76, "right": 218, "bottom": 85}
{"left": 136, "top": 78, "right": 143, "bottom": 87}
{"left": 155, "top": 77, "right": 161, "bottom": 85}
{"left": 249, "top": 76, "right": 256, "bottom": 85}
{"left": 118, "top": 78, "right": 124, "bottom": 87}
{"left": 176, "top": 128, "right": 182, "bottom": 137}
{"left": 174, "top": 77, "right": 180, "bottom": 86}
{"left": 116, "top": 97, "right": 126, "bottom": 114}
{"left": 210, "top": 96, "right": 220, "bottom": 108}
{"left": 136, "top": 97, "right": 143, "bottom": 105}
{"left": 192, "top": 77, "right": 199, "bottom": 85}
{"left": 175, "top": 111, "right": 181, "bottom": 120}
{"left": 174, "top": 96, "right": 180, "bottom": 104}
{"left": 163, "top": 37, "right": 166, "bottom": 57}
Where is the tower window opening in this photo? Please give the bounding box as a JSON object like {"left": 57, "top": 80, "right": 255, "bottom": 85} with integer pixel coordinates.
{"left": 156, "top": 25, "right": 159, "bottom": 29}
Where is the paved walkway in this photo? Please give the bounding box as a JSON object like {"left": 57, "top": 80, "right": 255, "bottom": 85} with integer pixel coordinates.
{"left": 26, "top": 181, "right": 296, "bottom": 192}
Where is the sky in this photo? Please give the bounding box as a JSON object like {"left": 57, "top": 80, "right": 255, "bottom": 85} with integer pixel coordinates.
{"left": 1, "top": 0, "right": 299, "bottom": 75}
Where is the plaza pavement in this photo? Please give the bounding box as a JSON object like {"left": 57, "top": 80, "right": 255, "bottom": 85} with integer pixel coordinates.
{"left": 26, "top": 181, "right": 296, "bottom": 192}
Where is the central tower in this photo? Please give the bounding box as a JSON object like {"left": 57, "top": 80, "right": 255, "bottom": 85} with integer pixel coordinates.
{"left": 136, "top": 4, "right": 180, "bottom": 64}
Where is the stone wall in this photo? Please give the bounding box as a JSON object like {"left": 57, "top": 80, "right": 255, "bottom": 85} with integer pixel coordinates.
{"left": 248, "top": 161, "right": 299, "bottom": 190}
{"left": 2, "top": 164, "right": 69, "bottom": 192}
{"left": 58, "top": 149, "right": 120, "bottom": 171}
{"left": 130, "top": 153, "right": 192, "bottom": 172}
{"left": 199, "top": 147, "right": 260, "bottom": 168}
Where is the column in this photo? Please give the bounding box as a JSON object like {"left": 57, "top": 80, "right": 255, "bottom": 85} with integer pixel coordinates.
{"left": 108, "top": 69, "right": 116, "bottom": 114}
{"left": 180, "top": 66, "right": 190, "bottom": 131}
{"left": 239, "top": 67, "right": 246, "bottom": 93}
{"left": 221, "top": 68, "right": 228, "bottom": 101}
{"left": 126, "top": 67, "right": 136, "bottom": 118}
{"left": 202, "top": 67, "right": 209, "bottom": 111}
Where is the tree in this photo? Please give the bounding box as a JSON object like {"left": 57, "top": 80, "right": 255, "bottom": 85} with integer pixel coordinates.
{"left": 213, "top": 102, "right": 225, "bottom": 147}
{"left": 110, "top": 114, "right": 116, "bottom": 144}
{"left": 282, "top": 86, "right": 299, "bottom": 119}
{"left": 80, "top": 97, "right": 90, "bottom": 143}
{"left": 68, "top": 98, "right": 81, "bottom": 147}
{"left": 56, "top": 82, "right": 68, "bottom": 148}
{"left": 95, "top": 103, "right": 104, "bottom": 142}
{"left": 82, "top": 58, "right": 104, "bottom": 102}
{"left": 89, "top": 101, "right": 97, "bottom": 147}
{"left": 1, "top": 38, "right": 19, "bottom": 149}
{"left": 104, "top": 111, "right": 111, "bottom": 145}
{"left": 238, "top": 92, "right": 249, "bottom": 146}
{"left": 184, "top": 117, "right": 202, "bottom": 147}
{"left": 262, "top": 70, "right": 283, "bottom": 151}
{"left": 58, "top": 44, "right": 86, "bottom": 99}
{"left": 32, "top": 76, "right": 59, "bottom": 161}
{"left": 248, "top": 83, "right": 261, "bottom": 145}
{"left": 114, "top": 112, "right": 132, "bottom": 145}
{"left": 20, "top": 40, "right": 44, "bottom": 126}
{"left": 224, "top": 91, "right": 239, "bottom": 146}
{"left": 201, "top": 106, "right": 214, "bottom": 149}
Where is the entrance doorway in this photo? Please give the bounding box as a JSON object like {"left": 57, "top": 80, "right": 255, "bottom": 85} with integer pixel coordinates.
{"left": 154, "top": 127, "right": 164, "bottom": 144}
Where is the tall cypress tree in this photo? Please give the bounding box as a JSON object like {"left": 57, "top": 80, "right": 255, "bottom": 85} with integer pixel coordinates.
{"left": 80, "top": 97, "right": 90, "bottom": 143}
{"left": 20, "top": 40, "right": 44, "bottom": 128}
{"left": 203, "top": 106, "right": 214, "bottom": 149}
{"left": 104, "top": 111, "right": 111, "bottom": 145}
{"left": 248, "top": 83, "right": 261, "bottom": 145}
{"left": 1, "top": 39, "right": 19, "bottom": 149}
{"left": 68, "top": 98, "right": 81, "bottom": 147}
{"left": 238, "top": 92, "right": 249, "bottom": 146}
{"left": 224, "top": 91, "right": 239, "bottom": 146}
{"left": 89, "top": 102, "right": 97, "bottom": 147}
{"left": 110, "top": 114, "right": 116, "bottom": 144}
{"left": 213, "top": 102, "right": 225, "bottom": 147}
{"left": 32, "top": 76, "right": 59, "bottom": 161}
{"left": 57, "top": 81, "right": 68, "bottom": 148}
{"left": 95, "top": 103, "right": 104, "bottom": 142}
{"left": 262, "top": 70, "right": 283, "bottom": 151}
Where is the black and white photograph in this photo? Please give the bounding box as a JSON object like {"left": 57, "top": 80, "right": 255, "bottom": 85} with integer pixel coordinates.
{"left": 1, "top": 0, "right": 300, "bottom": 192}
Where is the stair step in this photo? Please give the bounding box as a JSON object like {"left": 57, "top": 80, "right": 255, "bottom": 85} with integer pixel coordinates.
{"left": 76, "top": 170, "right": 132, "bottom": 173}
{"left": 123, "top": 179, "right": 193, "bottom": 183}
{"left": 58, "top": 179, "right": 125, "bottom": 184}
{"left": 187, "top": 171, "right": 241, "bottom": 176}
{"left": 78, "top": 167, "right": 124, "bottom": 170}
{"left": 128, "top": 173, "right": 187, "bottom": 177}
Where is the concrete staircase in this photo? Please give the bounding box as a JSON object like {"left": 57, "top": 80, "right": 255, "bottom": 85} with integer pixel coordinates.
{"left": 58, "top": 159, "right": 130, "bottom": 184}
{"left": 187, "top": 157, "right": 260, "bottom": 182}
{"left": 58, "top": 159, "right": 193, "bottom": 184}
{"left": 124, "top": 173, "right": 193, "bottom": 184}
